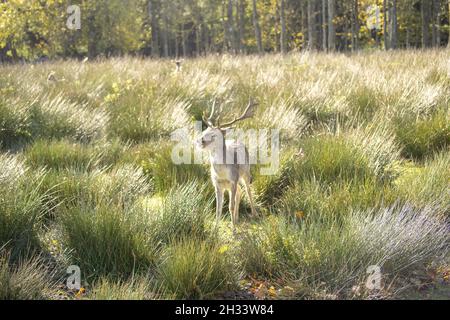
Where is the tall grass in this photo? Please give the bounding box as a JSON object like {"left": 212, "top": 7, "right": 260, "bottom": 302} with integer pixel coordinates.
{"left": 0, "top": 155, "right": 46, "bottom": 258}
{"left": 158, "top": 239, "right": 237, "bottom": 299}
{"left": 0, "top": 252, "right": 57, "bottom": 300}
{"left": 239, "top": 204, "right": 449, "bottom": 297}
{"left": 1, "top": 50, "right": 449, "bottom": 299}
{"left": 60, "top": 203, "right": 157, "bottom": 280}
{"left": 146, "top": 181, "right": 213, "bottom": 245}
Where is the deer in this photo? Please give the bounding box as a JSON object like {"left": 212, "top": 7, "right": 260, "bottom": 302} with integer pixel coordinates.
{"left": 196, "top": 99, "right": 259, "bottom": 231}
{"left": 172, "top": 59, "right": 184, "bottom": 72}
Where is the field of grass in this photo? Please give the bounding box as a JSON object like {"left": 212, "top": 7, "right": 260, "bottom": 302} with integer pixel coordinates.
{"left": 0, "top": 50, "right": 449, "bottom": 300}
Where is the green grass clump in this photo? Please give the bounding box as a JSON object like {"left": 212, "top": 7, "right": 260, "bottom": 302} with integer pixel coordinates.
{"left": 29, "top": 95, "right": 109, "bottom": 143}
{"left": 0, "top": 155, "right": 46, "bottom": 258}
{"left": 60, "top": 204, "right": 156, "bottom": 280}
{"left": 25, "top": 140, "right": 99, "bottom": 171}
{"left": 279, "top": 177, "right": 395, "bottom": 219}
{"left": 147, "top": 181, "right": 212, "bottom": 245}
{"left": 239, "top": 204, "right": 449, "bottom": 297}
{"left": 141, "top": 142, "right": 210, "bottom": 194}
{"left": 395, "top": 111, "right": 449, "bottom": 160}
{"left": 0, "top": 99, "right": 31, "bottom": 149}
{"left": 298, "top": 135, "right": 373, "bottom": 183}
{"left": 158, "top": 239, "right": 237, "bottom": 299}
{"left": 89, "top": 276, "right": 165, "bottom": 300}
{"left": 0, "top": 252, "right": 57, "bottom": 300}
{"left": 396, "top": 151, "right": 450, "bottom": 213}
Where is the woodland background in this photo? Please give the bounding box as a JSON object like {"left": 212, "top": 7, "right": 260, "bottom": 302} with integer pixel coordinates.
{"left": 1, "top": 0, "right": 450, "bottom": 61}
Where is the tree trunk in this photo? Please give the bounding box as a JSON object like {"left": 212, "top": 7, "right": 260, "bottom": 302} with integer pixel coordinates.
{"left": 227, "top": 0, "right": 237, "bottom": 53}
{"left": 307, "top": 0, "right": 315, "bottom": 50}
{"left": 252, "top": 0, "right": 263, "bottom": 53}
{"left": 280, "top": 0, "right": 287, "bottom": 54}
{"left": 355, "top": 0, "right": 360, "bottom": 50}
{"left": 352, "top": 0, "right": 359, "bottom": 51}
{"left": 322, "top": 0, "right": 327, "bottom": 51}
{"left": 383, "top": 0, "right": 389, "bottom": 50}
{"left": 422, "top": 0, "right": 432, "bottom": 48}
{"left": 162, "top": 13, "right": 169, "bottom": 57}
{"left": 148, "top": 0, "right": 159, "bottom": 57}
{"left": 327, "top": 0, "right": 335, "bottom": 51}
{"left": 238, "top": 0, "right": 246, "bottom": 53}
{"left": 175, "top": 29, "right": 179, "bottom": 58}
{"left": 448, "top": 0, "right": 450, "bottom": 48}
{"left": 432, "top": 0, "right": 441, "bottom": 47}
{"left": 181, "top": 26, "right": 187, "bottom": 56}
{"left": 390, "top": 0, "right": 398, "bottom": 49}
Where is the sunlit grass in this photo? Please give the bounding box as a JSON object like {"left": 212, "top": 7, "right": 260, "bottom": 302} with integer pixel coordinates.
{"left": 1, "top": 50, "right": 449, "bottom": 299}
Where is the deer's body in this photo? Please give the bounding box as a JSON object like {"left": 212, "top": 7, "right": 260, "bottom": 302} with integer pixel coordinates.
{"left": 197, "top": 101, "right": 258, "bottom": 229}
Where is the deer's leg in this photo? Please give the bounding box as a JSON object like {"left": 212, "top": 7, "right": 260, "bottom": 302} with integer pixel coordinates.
{"left": 215, "top": 186, "right": 224, "bottom": 225}
{"left": 229, "top": 183, "right": 237, "bottom": 228}
{"left": 243, "top": 177, "right": 258, "bottom": 217}
{"left": 234, "top": 185, "right": 242, "bottom": 225}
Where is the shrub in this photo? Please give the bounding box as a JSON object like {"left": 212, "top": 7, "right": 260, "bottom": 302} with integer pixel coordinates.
{"left": 158, "top": 239, "right": 237, "bottom": 299}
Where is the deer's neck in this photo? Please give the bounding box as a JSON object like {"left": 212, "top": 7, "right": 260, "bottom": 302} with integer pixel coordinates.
{"left": 209, "top": 134, "right": 227, "bottom": 165}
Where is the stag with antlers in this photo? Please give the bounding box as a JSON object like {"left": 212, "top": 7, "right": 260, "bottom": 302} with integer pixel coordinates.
{"left": 196, "top": 99, "right": 259, "bottom": 230}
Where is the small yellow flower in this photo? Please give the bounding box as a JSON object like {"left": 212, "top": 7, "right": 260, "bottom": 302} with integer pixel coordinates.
{"left": 295, "top": 210, "right": 305, "bottom": 219}
{"left": 75, "top": 287, "right": 86, "bottom": 298}
{"left": 268, "top": 286, "right": 277, "bottom": 296}
{"left": 218, "top": 245, "right": 229, "bottom": 254}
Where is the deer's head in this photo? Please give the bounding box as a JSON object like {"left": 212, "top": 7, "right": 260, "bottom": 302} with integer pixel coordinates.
{"left": 196, "top": 99, "right": 258, "bottom": 152}
{"left": 173, "top": 59, "right": 184, "bottom": 72}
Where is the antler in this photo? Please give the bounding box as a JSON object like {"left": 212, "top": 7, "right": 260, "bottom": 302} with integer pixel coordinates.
{"left": 219, "top": 99, "right": 258, "bottom": 128}
{"left": 202, "top": 99, "right": 218, "bottom": 128}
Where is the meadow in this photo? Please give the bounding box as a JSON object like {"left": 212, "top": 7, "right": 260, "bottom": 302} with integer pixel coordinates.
{"left": 0, "top": 50, "right": 449, "bottom": 300}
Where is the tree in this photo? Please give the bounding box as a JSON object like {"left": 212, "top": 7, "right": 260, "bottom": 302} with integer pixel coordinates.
{"left": 432, "top": 0, "right": 441, "bottom": 47}
{"left": 238, "top": 0, "right": 245, "bottom": 53}
{"left": 422, "top": 0, "right": 432, "bottom": 47}
{"left": 322, "top": 0, "right": 327, "bottom": 51}
{"left": 448, "top": 0, "right": 450, "bottom": 48}
{"left": 307, "top": 0, "right": 316, "bottom": 50}
{"left": 390, "top": 0, "right": 398, "bottom": 49}
{"left": 328, "top": 0, "right": 335, "bottom": 51}
{"left": 280, "top": 0, "right": 287, "bottom": 54}
{"left": 226, "top": 0, "right": 237, "bottom": 53}
{"left": 148, "top": 0, "right": 160, "bottom": 57}
{"left": 352, "top": 0, "right": 359, "bottom": 51}
{"left": 252, "top": 0, "right": 263, "bottom": 53}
